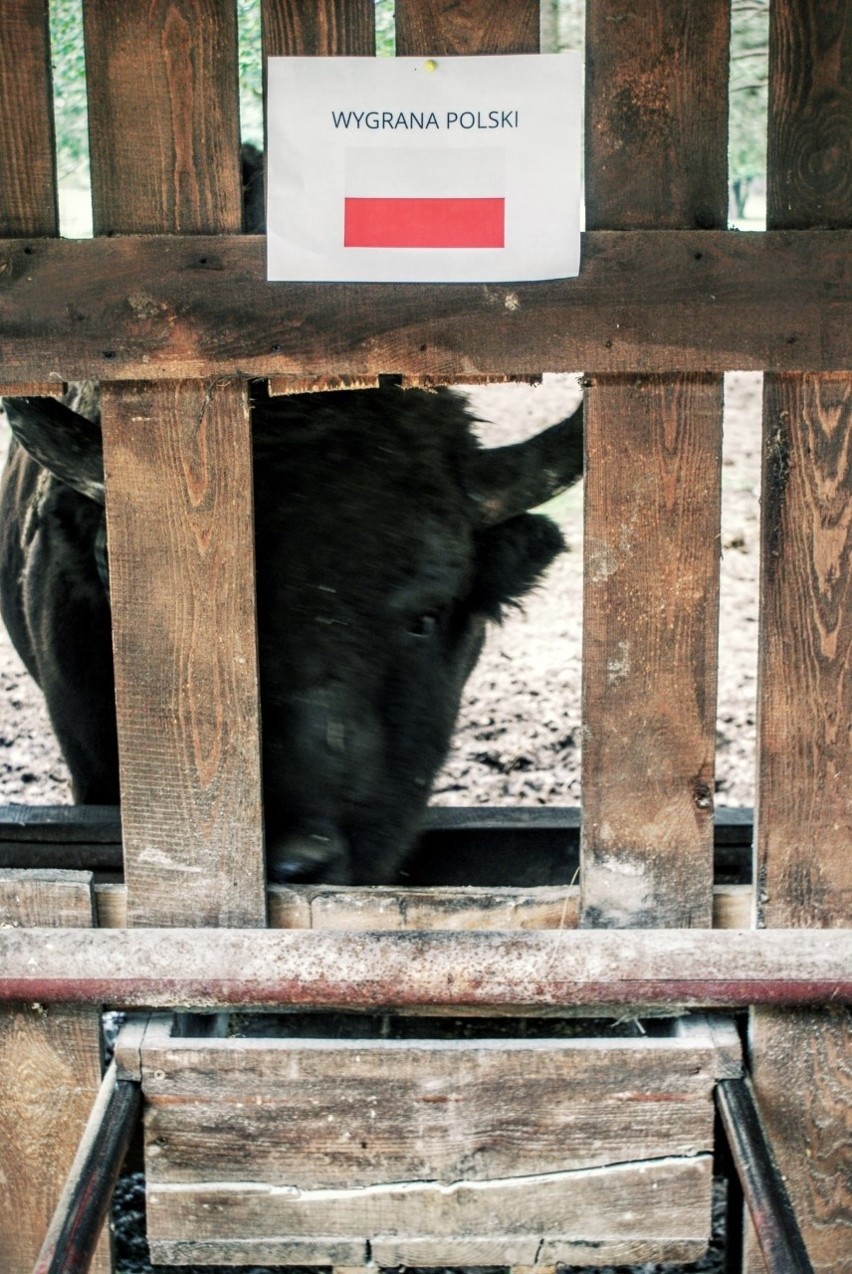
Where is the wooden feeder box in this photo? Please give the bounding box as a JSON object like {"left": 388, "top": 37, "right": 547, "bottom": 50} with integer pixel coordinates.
{"left": 118, "top": 1011, "right": 742, "bottom": 1268}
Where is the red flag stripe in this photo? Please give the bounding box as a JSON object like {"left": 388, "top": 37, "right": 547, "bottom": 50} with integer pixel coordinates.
{"left": 344, "top": 197, "right": 504, "bottom": 248}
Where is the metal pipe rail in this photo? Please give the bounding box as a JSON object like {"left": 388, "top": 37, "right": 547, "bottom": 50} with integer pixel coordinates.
{"left": 2, "top": 928, "right": 849, "bottom": 1012}
{"left": 32, "top": 1061, "right": 141, "bottom": 1274}
{"left": 716, "top": 1078, "right": 815, "bottom": 1274}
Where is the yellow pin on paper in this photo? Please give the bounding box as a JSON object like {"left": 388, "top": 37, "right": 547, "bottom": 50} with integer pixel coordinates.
{"left": 424, "top": 59, "right": 438, "bottom": 72}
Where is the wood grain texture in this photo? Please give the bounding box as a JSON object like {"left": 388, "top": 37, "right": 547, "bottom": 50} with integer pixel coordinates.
{"left": 85, "top": 2, "right": 264, "bottom": 926}
{"left": 142, "top": 1035, "right": 717, "bottom": 1187}
{"left": 101, "top": 380, "right": 264, "bottom": 927}
{"left": 767, "top": 0, "right": 852, "bottom": 231}
{"left": 82, "top": 0, "right": 242, "bottom": 235}
{"left": 748, "top": 1008, "right": 851, "bottom": 1272}
{"left": 585, "top": 0, "right": 730, "bottom": 232}
{"left": 756, "top": 373, "right": 852, "bottom": 929}
{"left": 262, "top": 0, "right": 374, "bottom": 57}
{"left": 0, "top": 872, "right": 109, "bottom": 1274}
{"left": 146, "top": 1155, "right": 712, "bottom": 1249}
{"left": 581, "top": 1, "right": 728, "bottom": 930}
{"left": 0, "top": 230, "right": 848, "bottom": 381}
{"left": 395, "top": 0, "right": 539, "bottom": 56}
{"left": 151, "top": 1235, "right": 709, "bottom": 1268}
{"left": 751, "top": 7, "right": 852, "bottom": 1269}
{"left": 94, "top": 880, "right": 753, "bottom": 931}
{"left": 0, "top": 0, "right": 57, "bottom": 237}
{"left": 582, "top": 374, "right": 721, "bottom": 927}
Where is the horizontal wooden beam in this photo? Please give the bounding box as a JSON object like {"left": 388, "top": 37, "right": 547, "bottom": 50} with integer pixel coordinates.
{"left": 0, "top": 231, "right": 848, "bottom": 382}
{"left": 0, "top": 928, "right": 847, "bottom": 1012}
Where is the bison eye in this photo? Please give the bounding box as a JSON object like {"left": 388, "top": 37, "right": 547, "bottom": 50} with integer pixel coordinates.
{"left": 407, "top": 609, "right": 441, "bottom": 638}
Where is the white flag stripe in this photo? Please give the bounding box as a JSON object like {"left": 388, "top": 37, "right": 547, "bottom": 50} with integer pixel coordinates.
{"left": 345, "top": 148, "right": 505, "bottom": 200}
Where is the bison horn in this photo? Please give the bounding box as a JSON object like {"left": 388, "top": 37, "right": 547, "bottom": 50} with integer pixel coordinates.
{"left": 4, "top": 396, "right": 105, "bottom": 505}
{"left": 464, "top": 402, "right": 583, "bottom": 525}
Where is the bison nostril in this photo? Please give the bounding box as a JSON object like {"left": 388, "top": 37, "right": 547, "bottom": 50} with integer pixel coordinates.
{"left": 267, "top": 827, "right": 351, "bottom": 884}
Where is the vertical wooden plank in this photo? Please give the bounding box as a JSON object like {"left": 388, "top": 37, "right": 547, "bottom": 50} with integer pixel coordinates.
{"left": 765, "top": 0, "right": 852, "bottom": 232}
{"left": 84, "top": 2, "right": 265, "bottom": 925}
{"left": 0, "top": 872, "right": 110, "bottom": 1274}
{"left": 262, "top": 0, "right": 374, "bottom": 58}
{"left": 83, "top": 0, "right": 241, "bottom": 236}
{"left": 395, "top": 0, "right": 539, "bottom": 56}
{"left": 580, "top": 0, "right": 729, "bottom": 929}
{"left": 102, "top": 379, "right": 264, "bottom": 928}
{"left": 582, "top": 374, "right": 722, "bottom": 927}
{"left": 757, "top": 371, "right": 852, "bottom": 928}
{"left": 751, "top": 7, "right": 852, "bottom": 1269}
{"left": 0, "top": 0, "right": 57, "bottom": 236}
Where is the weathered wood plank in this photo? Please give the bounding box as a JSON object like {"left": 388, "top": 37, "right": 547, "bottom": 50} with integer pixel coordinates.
{"left": 582, "top": 373, "right": 722, "bottom": 926}
{"left": 95, "top": 880, "right": 753, "bottom": 931}
{"left": 0, "top": 0, "right": 57, "bottom": 237}
{"left": 0, "top": 927, "right": 847, "bottom": 1011}
{"left": 142, "top": 1035, "right": 717, "bottom": 1186}
{"left": 586, "top": 0, "right": 730, "bottom": 232}
{"left": 82, "top": 0, "right": 242, "bottom": 235}
{"left": 262, "top": 0, "right": 374, "bottom": 58}
{"left": 0, "top": 230, "right": 848, "bottom": 380}
{"left": 146, "top": 1153, "right": 712, "bottom": 1243}
{"left": 84, "top": 2, "right": 265, "bottom": 926}
{"left": 766, "top": 0, "right": 852, "bottom": 232}
{"left": 751, "top": 5, "right": 852, "bottom": 1270}
{"left": 581, "top": 0, "right": 729, "bottom": 930}
{"left": 152, "top": 1236, "right": 708, "bottom": 1266}
{"left": 101, "top": 379, "right": 264, "bottom": 927}
{"left": 0, "top": 871, "right": 109, "bottom": 1274}
{"left": 395, "top": 0, "right": 539, "bottom": 56}
{"left": 756, "top": 372, "right": 852, "bottom": 929}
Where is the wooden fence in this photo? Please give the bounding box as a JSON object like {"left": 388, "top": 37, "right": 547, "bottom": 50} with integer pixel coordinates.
{"left": 0, "top": 1, "right": 849, "bottom": 1271}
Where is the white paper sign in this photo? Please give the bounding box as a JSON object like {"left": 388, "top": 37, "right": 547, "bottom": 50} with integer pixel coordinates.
{"left": 266, "top": 54, "right": 582, "bottom": 283}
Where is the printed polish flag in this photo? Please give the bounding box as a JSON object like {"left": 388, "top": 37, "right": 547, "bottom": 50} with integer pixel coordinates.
{"left": 344, "top": 148, "right": 505, "bottom": 249}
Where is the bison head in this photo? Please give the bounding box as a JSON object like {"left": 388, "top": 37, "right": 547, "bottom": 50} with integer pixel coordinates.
{"left": 2, "top": 383, "right": 582, "bottom": 884}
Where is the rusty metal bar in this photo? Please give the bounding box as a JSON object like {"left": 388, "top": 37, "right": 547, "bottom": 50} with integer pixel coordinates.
{"left": 1, "top": 928, "right": 849, "bottom": 1012}
{"left": 32, "top": 1060, "right": 141, "bottom": 1274}
{"left": 716, "top": 1078, "right": 815, "bottom": 1274}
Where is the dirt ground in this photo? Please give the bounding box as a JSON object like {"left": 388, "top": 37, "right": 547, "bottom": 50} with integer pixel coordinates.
{"left": 0, "top": 375, "right": 762, "bottom": 1273}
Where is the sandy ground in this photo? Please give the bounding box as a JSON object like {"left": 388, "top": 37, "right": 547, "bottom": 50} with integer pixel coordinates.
{"left": 0, "top": 375, "right": 761, "bottom": 1273}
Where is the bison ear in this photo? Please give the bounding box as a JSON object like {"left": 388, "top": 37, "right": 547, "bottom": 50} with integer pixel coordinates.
{"left": 4, "top": 396, "right": 105, "bottom": 505}
{"left": 471, "top": 513, "right": 565, "bottom": 621}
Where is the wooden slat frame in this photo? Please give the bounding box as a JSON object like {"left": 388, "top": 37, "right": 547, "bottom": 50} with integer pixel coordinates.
{"left": 0, "top": 0, "right": 56, "bottom": 237}
{"left": 0, "top": 230, "right": 848, "bottom": 382}
{"left": 142, "top": 1019, "right": 717, "bottom": 1266}
{"left": 750, "top": 3, "right": 852, "bottom": 1270}
{"left": 580, "top": 0, "right": 729, "bottom": 928}
{"left": 0, "top": 0, "right": 60, "bottom": 397}
{"left": 82, "top": 1, "right": 265, "bottom": 927}
{"left": 0, "top": 871, "right": 110, "bottom": 1274}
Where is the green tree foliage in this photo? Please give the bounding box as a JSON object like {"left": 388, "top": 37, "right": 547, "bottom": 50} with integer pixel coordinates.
{"left": 729, "top": 0, "right": 769, "bottom": 218}
{"left": 49, "top": 0, "right": 88, "bottom": 177}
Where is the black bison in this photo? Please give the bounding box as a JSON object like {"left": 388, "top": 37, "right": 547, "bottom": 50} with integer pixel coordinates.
{"left": 1, "top": 383, "right": 582, "bottom": 885}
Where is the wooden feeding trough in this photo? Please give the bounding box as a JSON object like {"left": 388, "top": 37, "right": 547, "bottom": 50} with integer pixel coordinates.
{"left": 0, "top": 0, "right": 850, "bottom": 1271}
{"left": 123, "top": 1013, "right": 740, "bottom": 1269}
